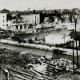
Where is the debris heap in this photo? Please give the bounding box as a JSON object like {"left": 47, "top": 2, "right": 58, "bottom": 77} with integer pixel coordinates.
{"left": 46, "top": 58, "right": 77, "bottom": 75}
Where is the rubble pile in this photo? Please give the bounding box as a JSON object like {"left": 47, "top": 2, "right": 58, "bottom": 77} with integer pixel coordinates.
{"left": 46, "top": 58, "right": 77, "bottom": 75}
{"left": 28, "top": 57, "right": 77, "bottom": 76}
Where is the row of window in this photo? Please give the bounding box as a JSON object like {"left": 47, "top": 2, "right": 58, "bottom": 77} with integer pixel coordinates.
{"left": 16, "top": 25, "right": 26, "bottom": 30}
{"left": 3, "top": 15, "right": 5, "bottom": 22}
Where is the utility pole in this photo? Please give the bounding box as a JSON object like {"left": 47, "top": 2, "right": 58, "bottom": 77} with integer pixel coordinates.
{"left": 74, "top": 15, "right": 79, "bottom": 68}
{"left": 63, "top": 26, "right": 65, "bottom": 51}
{"left": 72, "top": 41, "right": 75, "bottom": 71}
{"left": 63, "top": 31, "right": 65, "bottom": 52}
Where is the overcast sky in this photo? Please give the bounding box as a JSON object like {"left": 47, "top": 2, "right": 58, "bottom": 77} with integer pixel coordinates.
{"left": 0, "top": 0, "right": 80, "bottom": 11}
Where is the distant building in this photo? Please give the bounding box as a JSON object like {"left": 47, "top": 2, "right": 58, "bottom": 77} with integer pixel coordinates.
{"left": 21, "top": 14, "right": 40, "bottom": 25}
{"left": 61, "top": 12, "right": 77, "bottom": 23}
{"left": 10, "top": 22, "right": 26, "bottom": 32}
{"left": 0, "top": 13, "right": 8, "bottom": 30}
{"left": 8, "top": 20, "right": 34, "bottom": 33}
{"left": 0, "top": 13, "right": 13, "bottom": 30}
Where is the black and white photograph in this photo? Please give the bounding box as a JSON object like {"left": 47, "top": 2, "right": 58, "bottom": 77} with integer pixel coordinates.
{"left": 0, "top": 0, "right": 80, "bottom": 80}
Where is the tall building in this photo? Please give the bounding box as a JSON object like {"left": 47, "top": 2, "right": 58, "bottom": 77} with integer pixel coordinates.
{"left": 0, "top": 13, "right": 8, "bottom": 29}
{"left": 0, "top": 13, "right": 12, "bottom": 30}
{"left": 21, "top": 14, "right": 40, "bottom": 25}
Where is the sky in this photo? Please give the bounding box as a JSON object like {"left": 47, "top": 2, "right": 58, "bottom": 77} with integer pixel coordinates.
{"left": 0, "top": 0, "right": 80, "bottom": 11}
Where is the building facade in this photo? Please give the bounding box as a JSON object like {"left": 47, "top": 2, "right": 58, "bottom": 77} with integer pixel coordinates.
{"left": 21, "top": 14, "right": 40, "bottom": 25}
{"left": 9, "top": 23, "right": 26, "bottom": 32}
{"left": 0, "top": 13, "right": 12, "bottom": 30}
{"left": 0, "top": 13, "right": 8, "bottom": 29}
{"left": 8, "top": 21, "right": 34, "bottom": 33}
